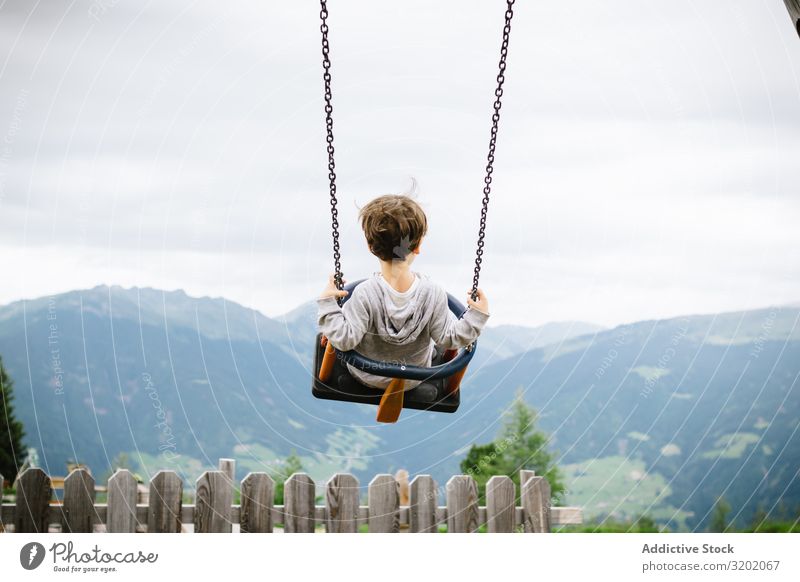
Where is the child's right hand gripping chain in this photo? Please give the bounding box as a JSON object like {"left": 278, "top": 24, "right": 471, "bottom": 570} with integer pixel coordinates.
{"left": 466, "top": 288, "right": 489, "bottom": 316}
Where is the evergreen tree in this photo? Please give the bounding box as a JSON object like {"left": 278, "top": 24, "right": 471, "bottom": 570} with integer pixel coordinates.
{"left": 708, "top": 497, "right": 732, "bottom": 532}
{"left": 0, "top": 355, "right": 26, "bottom": 482}
{"left": 460, "top": 389, "right": 565, "bottom": 504}
{"left": 274, "top": 450, "right": 305, "bottom": 505}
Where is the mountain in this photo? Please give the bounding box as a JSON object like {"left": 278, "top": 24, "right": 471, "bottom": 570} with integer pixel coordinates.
{"left": 478, "top": 321, "right": 605, "bottom": 361}
{"left": 0, "top": 286, "right": 797, "bottom": 531}
{"left": 0, "top": 286, "right": 600, "bottom": 485}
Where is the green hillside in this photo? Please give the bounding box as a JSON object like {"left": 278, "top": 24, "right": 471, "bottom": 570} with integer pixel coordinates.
{"left": 460, "top": 307, "right": 800, "bottom": 530}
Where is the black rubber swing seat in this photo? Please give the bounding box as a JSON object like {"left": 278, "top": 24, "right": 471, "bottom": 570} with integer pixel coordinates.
{"left": 311, "top": 279, "right": 477, "bottom": 414}
{"left": 312, "top": 333, "right": 462, "bottom": 413}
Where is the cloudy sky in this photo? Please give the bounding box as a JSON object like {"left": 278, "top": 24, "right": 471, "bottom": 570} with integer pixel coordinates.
{"left": 1, "top": 0, "right": 798, "bottom": 327}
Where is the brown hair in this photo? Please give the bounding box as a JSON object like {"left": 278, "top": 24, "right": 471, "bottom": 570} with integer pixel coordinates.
{"left": 358, "top": 194, "right": 428, "bottom": 261}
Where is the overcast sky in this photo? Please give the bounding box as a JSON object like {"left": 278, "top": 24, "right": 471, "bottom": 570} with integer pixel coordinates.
{"left": 1, "top": 0, "right": 798, "bottom": 327}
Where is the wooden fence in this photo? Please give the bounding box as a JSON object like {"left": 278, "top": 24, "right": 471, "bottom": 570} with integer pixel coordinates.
{"left": 0, "top": 463, "right": 581, "bottom": 533}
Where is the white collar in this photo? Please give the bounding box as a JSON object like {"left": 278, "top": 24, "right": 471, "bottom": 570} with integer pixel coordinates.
{"left": 377, "top": 272, "right": 418, "bottom": 296}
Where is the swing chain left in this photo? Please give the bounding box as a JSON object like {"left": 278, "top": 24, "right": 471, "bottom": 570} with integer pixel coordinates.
{"left": 320, "top": 0, "right": 344, "bottom": 302}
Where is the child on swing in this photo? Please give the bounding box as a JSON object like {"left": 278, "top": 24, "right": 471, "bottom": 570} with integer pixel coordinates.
{"left": 317, "top": 192, "right": 490, "bottom": 405}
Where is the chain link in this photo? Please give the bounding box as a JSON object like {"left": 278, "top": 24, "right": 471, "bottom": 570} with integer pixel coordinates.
{"left": 320, "top": 0, "right": 344, "bottom": 300}
{"left": 471, "top": 0, "right": 515, "bottom": 301}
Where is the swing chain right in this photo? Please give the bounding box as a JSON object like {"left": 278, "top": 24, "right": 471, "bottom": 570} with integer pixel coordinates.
{"left": 471, "top": 0, "right": 515, "bottom": 302}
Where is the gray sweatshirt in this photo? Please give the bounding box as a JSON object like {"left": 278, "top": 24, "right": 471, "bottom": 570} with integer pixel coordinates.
{"left": 317, "top": 271, "right": 490, "bottom": 390}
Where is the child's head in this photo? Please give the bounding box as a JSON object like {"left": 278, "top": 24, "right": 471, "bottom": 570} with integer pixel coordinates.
{"left": 359, "top": 194, "right": 427, "bottom": 263}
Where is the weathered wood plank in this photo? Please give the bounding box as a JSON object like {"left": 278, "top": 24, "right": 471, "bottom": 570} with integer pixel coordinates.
{"left": 325, "top": 473, "right": 359, "bottom": 533}
{"left": 218, "top": 459, "right": 235, "bottom": 484}
{"left": 62, "top": 468, "right": 96, "bottom": 533}
{"left": 15, "top": 468, "right": 51, "bottom": 533}
{"left": 409, "top": 475, "right": 437, "bottom": 533}
{"left": 368, "top": 474, "right": 399, "bottom": 533}
{"left": 357, "top": 505, "right": 369, "bottom": 528}
{"left": 283, "top": 473, "right": 315, "bottom": 533}
{"left": 435, "top": 506, "right": 447, "bottom": 524}
{"left": 552, "top": 506, "right": 582, "bottom": 525}
{"left": 486, "top": 475, "right": 515, "bottom": 533}
{"left": 521, "top": 473, "right": 551, "bottom": 533}
{"left": 147, "top": 471, "right": 182, "bottom": 533}
{"left": 194, "top": 471, "right": 233, "bottom": 533}
{"left": 520, "top": 469, "right": 535, "bottom": 489}
{"left": 107, "top": 470, "right": 138, "bottom": 533}
{"left": 512, "top": 506, "right": 580, "bottom": 526}
{"left": 446, "top": 475, "right": 479, "bottom": 533}
{"left": 240, "top": 472, "right": 274, "bottom": 533}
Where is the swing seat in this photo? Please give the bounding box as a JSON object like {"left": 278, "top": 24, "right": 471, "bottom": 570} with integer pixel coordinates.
{"left": 311, "top": 279, "right": 476, "bottom": 415}
{"left": 312, "top": 1, "right": 511, "bottom": 420}
{"left": 312, "top": 333, "right": 464, "bottom": 413}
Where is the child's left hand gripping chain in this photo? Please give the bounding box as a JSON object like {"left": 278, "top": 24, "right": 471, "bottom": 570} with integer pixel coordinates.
{"left": 320, "top": 274, "right": 349, "bottom": 300}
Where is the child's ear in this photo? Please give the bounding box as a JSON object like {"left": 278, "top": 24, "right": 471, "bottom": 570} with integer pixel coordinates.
{"left": 413, "top": 239, "right": 422, "bottom": 255}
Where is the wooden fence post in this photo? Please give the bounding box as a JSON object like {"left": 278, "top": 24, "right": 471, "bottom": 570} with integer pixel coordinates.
{"left": 148, "top": 471, "right": 183, "bottom": 533}
{"left": 218, "top": 459, "right": 235, "bottom": 485}
{"left": 368, "top": 474, "right": 399, "bottom": 533}
{"left": 62, "top": 468, "right": 96, "bottom": 533}
{"left": 521, "top": 472, "right": 551, "bottom": 533}
{"left": 194, "top": 471, "right": 233, "bottom": 533}
{"left": 15, "top": 468, "right": 51, "bottom": 533}
{"left": 326, "top": 473, "right": 359, "bottom": 533}
{"left": 240, "top": 472, "right": 274, "bottom": 533}
{"left": 283, "top": 473, "right": 315, "bottom": 533}
{"left": 486, "top": 475, "right": 515, "bottom": 533}
{"left": 409, "top": 475, "right": 437, "bottom": 533}
{"left": 107, "top": 469, "right": 138, "bottom": 533}
{"left": 446, "top": 475, "right": 479, "bottom": 533}
{"left": 520, "top": 469, "right": 535, "bottom": 490}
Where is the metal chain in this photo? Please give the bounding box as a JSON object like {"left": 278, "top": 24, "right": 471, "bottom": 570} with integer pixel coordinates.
{"left": 319, "top": 0, "right": 344, "bottom": 298}
{"left": 320, "top": 0, "right": 515, "bottom": 304}
{"left": 471, "top": 0, "right": 515, "bottom": 301}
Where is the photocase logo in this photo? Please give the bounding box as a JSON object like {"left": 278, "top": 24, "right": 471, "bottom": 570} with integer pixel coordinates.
{"left": 20, "top": 542, "right": 46, "bottom": 570}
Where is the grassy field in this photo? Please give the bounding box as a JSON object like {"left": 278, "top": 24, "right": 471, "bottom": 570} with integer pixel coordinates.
{"left": 563, "top": 455, "right": 692, "bottom": 530}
